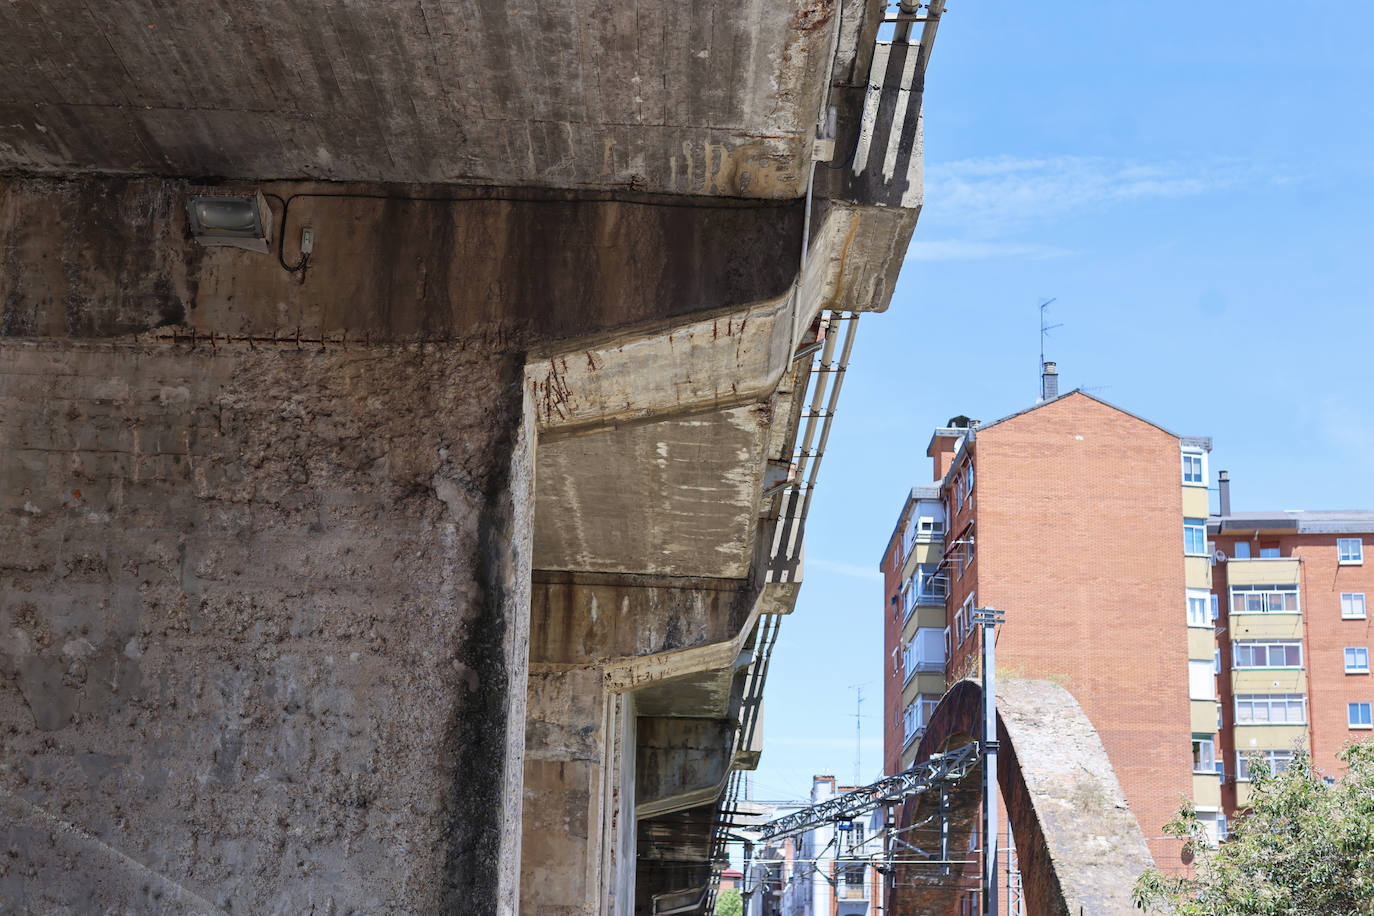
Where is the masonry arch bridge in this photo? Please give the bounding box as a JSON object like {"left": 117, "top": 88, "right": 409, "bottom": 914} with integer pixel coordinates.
{"left": 891, "top": 680, "right": 1154, "bottom": 916}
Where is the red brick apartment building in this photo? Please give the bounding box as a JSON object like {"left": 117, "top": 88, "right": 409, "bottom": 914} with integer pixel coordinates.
{"left": 1209, "top": 504, "right": 1374, "bottom": 812}
{"left": 880, "top": 384, "right": 1214, "bottom": 888}
{"left": 880, "top": 378, "right": 1374, "bottom": 912}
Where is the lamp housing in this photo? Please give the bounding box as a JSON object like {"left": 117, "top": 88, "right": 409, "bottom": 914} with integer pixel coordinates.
{"left": 186, "top": 191, "right": 273, "bottom": 253}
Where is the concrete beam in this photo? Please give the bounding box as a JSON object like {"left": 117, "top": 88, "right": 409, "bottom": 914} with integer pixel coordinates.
{"left": 0, "top": 0, "right": 838, "bottom": 196}
{"left": 634, "top": 717, "right": 736, "bottom": 821}
{"left": 0, "top": 178, "right": 802, "bottom": 346}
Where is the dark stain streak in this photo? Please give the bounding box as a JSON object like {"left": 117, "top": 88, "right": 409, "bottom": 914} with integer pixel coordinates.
{"left": 439, "top": 363, "right": 523, "bottom": 913}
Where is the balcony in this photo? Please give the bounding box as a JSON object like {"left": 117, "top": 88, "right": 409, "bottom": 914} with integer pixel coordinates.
{"left": 1225, "top": 556, "right": 1300, "bottom": 587}
{"left": 1193, "top": 773, "right": 1222, "bottom": 808}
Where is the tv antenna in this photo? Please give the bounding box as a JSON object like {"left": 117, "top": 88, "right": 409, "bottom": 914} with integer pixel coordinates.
{"left": 848, "top": 684, "right": 866, "bottom": 785}
{"left": 1038, "top": 298, "right": 1061, "bottom": 399}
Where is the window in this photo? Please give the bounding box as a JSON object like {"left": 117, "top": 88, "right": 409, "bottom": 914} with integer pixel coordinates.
{"left": 902, "top": 702, "right": 920, "bottom": 744}
{"left": 1192, "top": 736, "right": 1216, "bottom": 773}
{"left": 1233, "top": 540, "right": 1251, "bottom": 559}
{"left": 1187, "top": 589, "right": 1212, "bottom": 627}
{"left": 1214, "top": 647, "right": 1222, "bottom": 675}
{"left": 1230, "top": 583, "right": 1300, "bottom": 614}
{"left": 904, "top": 694, "right": 941, "bottom": 745}
{"left": 1236, "top": 749, "right": 1294, "bottom": 781}
{"left": 902, "top": 582, "right": 917, "bottom": 621}
{"left": 1185, "top": 518, "right": 1208, "bottom": 556}
{"left": 1349, "top": 702, "right": 1373, "bottom": 729}
{"left": 1217, "top": 703, "right": 1224, "bottom": 730}
{"left": 1181, "top": 450, "right": 1206, "bottom": 486}
{"left": 1338, "top": 538, "right": 1363, "bottom": 565}
{"left": 920, "top": 694, "right": 940, "bottom": 724}
{"left": 1189, "top": 660, "right": 1216, "bottom": 700}
{"left": 916, "top": 516, "right": 944, "bottom": 541}
{"left": 1217, "top": 814, "right": 1228, "bottom": 841}
{"left": 902, "top": 639, "right": 916, "bottom": 682}
{"left": 1211, "top": 593, "right": 1220, "bottom": 621}
{"left": 1234, "top": 694, "right": 1307, "bottom": 724}
{"left": 1233, "top": 640, "right": 1302, "bottom": 668}
{"left": 1341, "top": 593, "right": 1367, "bottom": 620}
{"left": 1196, "top": 810, "right": 1223, "bottom": 847}
{"left": 1345, "top": 647, "right": 1370, "bottom": 674}
{"left": 915, "top": 564, "right": 947, "bottom": 602}
{"left": 1259, "top": 543, "right": 1280, "bottom": 558}
{"left": 956, "top": 595, "right": 974, "bottom": 646}
{"left": 916, "top": 628, "right": 945, "bottom": 672}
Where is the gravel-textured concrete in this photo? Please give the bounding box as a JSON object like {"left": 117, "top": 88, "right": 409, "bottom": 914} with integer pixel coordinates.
{"left": 1, "top": 340, "right": 532, "bottom": 914}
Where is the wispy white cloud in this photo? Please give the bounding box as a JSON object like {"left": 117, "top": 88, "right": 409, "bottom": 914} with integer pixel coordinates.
{"left": 914, "top": 155, "right": 1281, "bottom": 260}
{"left": 808, "top": 558, "right": 882, "bottom": 583}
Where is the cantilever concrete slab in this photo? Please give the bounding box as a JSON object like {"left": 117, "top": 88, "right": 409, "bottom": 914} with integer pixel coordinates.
{"left": 0, "top": 0, "right": 837, "bottom": 196}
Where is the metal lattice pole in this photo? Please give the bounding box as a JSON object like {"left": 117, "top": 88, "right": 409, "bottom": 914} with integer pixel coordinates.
{"left": 975, "top": 606, "right": 1006, "bottom": 916}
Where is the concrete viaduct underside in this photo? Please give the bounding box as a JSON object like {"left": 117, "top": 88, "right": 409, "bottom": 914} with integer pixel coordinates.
{"left": 0, "top": 2, "right": 935, "bottom": 914}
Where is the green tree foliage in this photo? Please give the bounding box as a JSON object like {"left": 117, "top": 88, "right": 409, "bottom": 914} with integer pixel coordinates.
{"left": 1133, "top": 740, "right": 1374, "bottom": 914}
{"left": 713, "top": 888, "right": 743, "bottom": 916}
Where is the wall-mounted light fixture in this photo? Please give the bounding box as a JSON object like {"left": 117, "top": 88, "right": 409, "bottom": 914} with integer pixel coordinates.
{"left": 185, "top": 191, "right": 273, "bottom": 253}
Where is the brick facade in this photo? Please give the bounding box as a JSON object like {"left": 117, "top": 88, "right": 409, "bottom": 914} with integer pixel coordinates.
{"left": 967, "top": 395, "right": 1193, "bottom": 868}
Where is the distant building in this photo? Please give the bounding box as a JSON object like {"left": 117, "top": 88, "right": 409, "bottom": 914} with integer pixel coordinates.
{"left": 767, "top": 776, "right": 885, "bottom": 916}
{"left": 878, "top": 372, "right": 1374, "bottom": 896}
{"left": 1209, "top": 502, "right": 1374, "bottom": 817}
{"left": 879, "top": 379, "right": 1216, "bottom": 898}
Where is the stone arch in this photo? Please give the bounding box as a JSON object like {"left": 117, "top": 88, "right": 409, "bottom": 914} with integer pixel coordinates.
{"left": 891, "top": 679, "right": 1153, "bottom": 915}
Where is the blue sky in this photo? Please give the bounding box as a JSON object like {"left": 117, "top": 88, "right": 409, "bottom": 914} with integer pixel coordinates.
{"left": 750, "top": 2, "right": 1374, "bottom": 803}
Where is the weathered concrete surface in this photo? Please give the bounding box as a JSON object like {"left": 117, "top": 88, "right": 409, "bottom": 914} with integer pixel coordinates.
{"left": 0, "top": 0, "right": 837, "bottom": 197}
{"left": 0, "top": 178, "right": 802, "bottom": 346}
{"left": 635, "top": 803, "right": 717, "bottom": 914}
{"left": 523, "top": 573, "right": 762, "bottom": 916}
{"left": 521, "top": 666, "right": 636, "bottom": 916}
{"left": 0, "top": 340, "right": 534, "bottom": 913}
{"left": 634, "top": 718, "right": 736, "bottom": 820}
{"left": 896, "top": 680, "right": 1154, "bottom": 916}
{"left": 531, "top": 574, "right": 757, "bottom": 669}
{"left": 997, "top": 680, "right": 1155, "bottom": 916}
{"left": 0, "top": 1, "right": 937, "bottom": 911}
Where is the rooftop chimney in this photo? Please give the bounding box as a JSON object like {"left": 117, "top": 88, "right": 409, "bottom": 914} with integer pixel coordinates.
{"left": 1218, "top": 470, "right": 1231, "bottom": 516}
{"left": 1041, "top": 361, "right": 1059, "bottom": 400}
